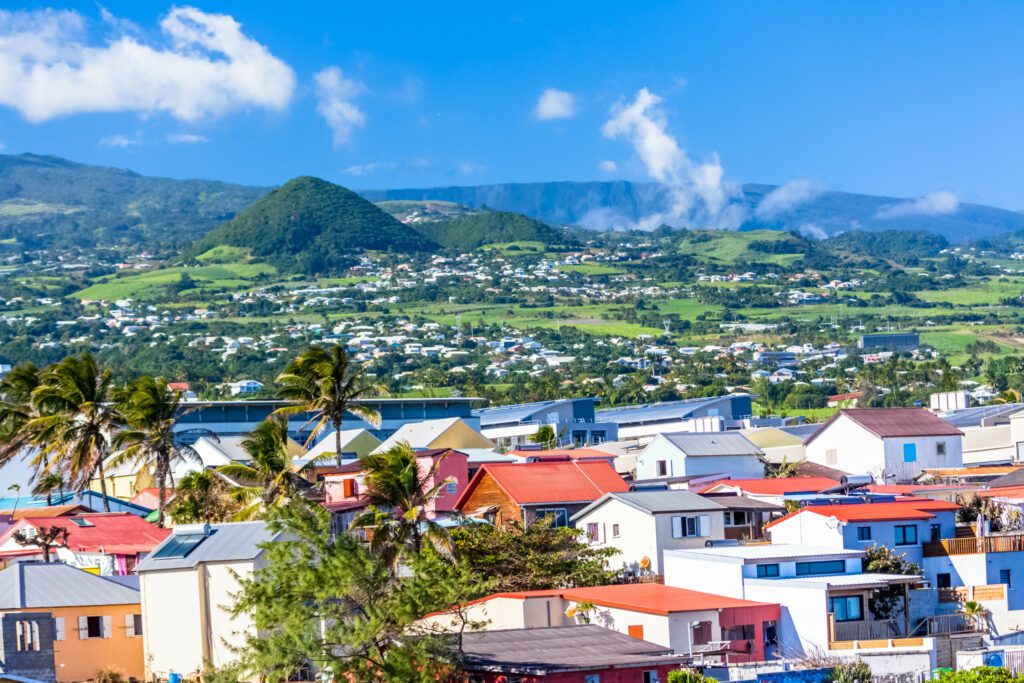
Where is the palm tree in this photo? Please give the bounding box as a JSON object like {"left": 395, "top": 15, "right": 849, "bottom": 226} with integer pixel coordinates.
{"left": 169, "top": 469, "right": 232, "bottom": 524}
{"left": 27, "top": 354, "right": 121, "bottom": 511}
{"left": 960, "top": 600, "right": 988, "bottom": 630}
{"left": 350, "top": 442, "right": 454, "bottom": 569}
{"left": 113, "top": 376, "right": 203, "bottom": 528}
{"left": 31, "top": 473, "right": 66, "bottom": 507}
{"left": 993, "top": 388, "right": 1023, "bottom": 405}
{"left": 0, "top": 362, "right": 43, "bottom": 466}
{"left": 275, "top": 344, "right": 383, "bottom": 467}
{"left": 218, "top": 416, "right": 310, "bottom": 520}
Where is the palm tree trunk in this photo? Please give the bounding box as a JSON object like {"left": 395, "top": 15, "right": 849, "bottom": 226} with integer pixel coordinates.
{"left": 96, "top": 456, "right": 111, "bottom": 512}
{"left": 334, "top": 417, "right": 343, "bottom": 468}
{"left": 157, "top": 454, "right": 168, "bottom": 528}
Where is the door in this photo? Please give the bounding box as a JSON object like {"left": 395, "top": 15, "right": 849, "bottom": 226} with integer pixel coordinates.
{"left": 693, "top": 621, "right": 712, "bottom": 646}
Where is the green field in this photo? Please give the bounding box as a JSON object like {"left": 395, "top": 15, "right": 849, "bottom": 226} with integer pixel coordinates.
{"left": 559, "top": 263, "right": 628, "bottom": 276}
{"left": 677, "top": 230, "right": 804, "bottom": 267}
{"left": 73, "top": 261, "right": 276, "bottom": 301}
{"left": 918, "top": 277, "right": 1024, "bottom": 305}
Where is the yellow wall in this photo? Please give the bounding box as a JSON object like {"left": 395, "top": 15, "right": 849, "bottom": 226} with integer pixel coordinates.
{"left": 88, "top": 474, "right": 140, "bottom": 500}
{"left": 7, "top": 603, "right": 144, "bottom": 683}
{"left": 430, "top": 421, "right": 495, "bottom": 450}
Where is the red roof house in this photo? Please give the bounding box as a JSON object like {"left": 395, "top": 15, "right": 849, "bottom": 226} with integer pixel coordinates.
{"left": 455, "top": 460, "right": 629, "bottom": 527}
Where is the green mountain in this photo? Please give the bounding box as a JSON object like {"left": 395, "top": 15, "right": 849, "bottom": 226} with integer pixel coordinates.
{"left": 199, "top": 176, "right": 437, "bottom": 274}
{"left": 0, "top": 153, "right": 267, "bottom": 249}
{"left": 414, "top": 210, "right": 574, "bottom": 249}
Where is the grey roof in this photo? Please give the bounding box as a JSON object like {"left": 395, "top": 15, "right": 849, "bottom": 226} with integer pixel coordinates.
{"left": 938, "top": 404, "right": 1024, "bottom": 429}
{"left": 461, "top": 625, "right": 681, "bottom": 674}
{"left": 475, "top": 399, "right": 591, "bottom": 426}
{"left": 778, "top": 423, "right": 824, "bottom": 441}
{"left": 749, "top": 573, "right": 923, "bottom": 589}
{"left": 573, "top": 490, "right": 725, "bottom": 520}
{"left": 0, "top": 562, "right": 140, "bottom": 608}
{"left": 988, "top": 468, "right": 1024, "bottom": 489}
{"left": 134, "top": 521, "right": 280, "bottom": 573}
{"left": 702, "top": 494, "right": 785, "bottom": 512}
{"left": 658, "top": 432, "right": 764, "bottom": 457}
{"left": 596, "top": 395, "right": 748, "bottom": 426}
{"left": 666, "top": 544, "right": 864, "bottom": 564}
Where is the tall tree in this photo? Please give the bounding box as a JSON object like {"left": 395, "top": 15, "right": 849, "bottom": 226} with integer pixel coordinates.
{"left": 350, "top": 443, "right": 454, "bottom": 569}
{"left": 27, "top": 354, "right": 121, "bottom": 512}
{"left": 276, "top": 344, "right": 383, "bottom": 467}
{"left": 113, "top": 376, "right": 203, "bottom": 528}
{"left": 219, "top": 416, "right": 310, "bottom": 520}
{"left": 0, "top": 362, "right": 43, "bottom": 466}
{"left": 169, "top": 469, "right": 236, "bottom": 524}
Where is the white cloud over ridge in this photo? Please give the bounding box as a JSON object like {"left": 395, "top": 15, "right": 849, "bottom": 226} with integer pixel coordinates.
{"left": 756, "top": 179, "right": 819, "bottom": 219}
{"left": 534, "top": 88, "right": 577, "bottom": 120}
{"left": 876, "top": 191, "right": 959, "bottom": 219}
{"left": 600, "top": 87, "right": 742, "bottom": 230}
{"left": 99, "top": 133, "right": 138, "bottom": 148}
{"left": 343, "top": 162, "right": 398, "bottom": 176}
{"left": 598, "top": 160, "right": 617, "bottom": 173}
{"left": 0, "top": 7, "right": 296, "bottom": 123}
{"left": 167, "top": 133, "right": 208, "bottom": 144}
{"left": 315, "top": 67, "right": 366, "bottom": 146}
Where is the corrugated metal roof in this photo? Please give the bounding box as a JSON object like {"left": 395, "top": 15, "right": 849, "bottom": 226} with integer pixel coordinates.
{"left": 660, "top": 432, "right": 763, "bottom": 457}
{"left": 667, "top": 544, "right": 864, "bottom": 562}
{"left": 807, "top": 408, "right": 963, "bottom": 445}
{"left": 134, "top": 522, "right": 280, "bottom": 573}
{"left": 0, "top": 562, "right": 140, "bottom": 608}
{"left": 574, "top": 490, "right": 724, "bottom": 520}
{"left": 596, "top": 395, "right": 747, "bottom": 426}
{"left": 461, "top": 625, "right": 682, "bottom": 674}
{"left": 475, "top": 399, "right": 586, "bottom": 426}
{"left": 937, "top": 403, "right": 1024, "bottom": 428}
{"left": 755, "top": 572, "right": 922, "bottom": 588}
{"left": 458, "top": 461, "right": 629, "bottom": 507}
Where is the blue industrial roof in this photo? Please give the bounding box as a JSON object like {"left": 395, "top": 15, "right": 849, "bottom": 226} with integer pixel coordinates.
{"left": 937, "top": 404, "right": 1024, "bottom": 429}
{"left": 596, "top": 394, "right": 750, "bottom": 426}
{"left": 475, "top": 398, "right": 597, "bottom": 426}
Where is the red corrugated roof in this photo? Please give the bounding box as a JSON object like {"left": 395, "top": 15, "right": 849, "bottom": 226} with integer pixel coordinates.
{"left": 767, "top": 499, "right": 959, "bottom": 528}
{"left": 981, "top": 486, "right": 1024, "bottom": 500}
{"left": 698, "top": 476, "right": 838, "bottom": 496}
{"left": 0, "top": 513, "right": 170, "bottom": 555}
{"left": 509, "top": 449, "right": 614, "bottom": 461}
{"left": 867, "top": 484, "right": 969, "bottom": 494}
{"left": 457, "top": 461, "right": 628, "bottom": 506}
{"left": 807, "top": 408, "right": 962, "bottom": 444}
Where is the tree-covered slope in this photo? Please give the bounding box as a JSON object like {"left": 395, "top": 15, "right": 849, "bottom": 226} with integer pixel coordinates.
{"left": 414, "top": 211, "right": 575, "bottom": 249}
{"left": 0, "top": 153, "right": 267, "bottom": 248}
{"left": 199, "top": 176, "right": 437, "bottom": 274}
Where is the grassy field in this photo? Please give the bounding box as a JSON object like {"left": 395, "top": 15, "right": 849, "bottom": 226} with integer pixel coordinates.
{"left": 918, "top": 277, "right": 1024, "bottom": 305}
{"left": 72, "top": 261, "right": 276, "bottom": 301}
{"left": 559, "top": 263, "right": 628, "bottom": 276}
{"left": 677, "top": 230, "right": 804, "bottom": 267}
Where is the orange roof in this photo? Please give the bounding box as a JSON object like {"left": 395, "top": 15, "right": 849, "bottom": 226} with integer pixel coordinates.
{"left": 456, "top": 461, "right": 628, "bottom": 507}
{"left": 511, "top": 448, "right": 614, "bottom": 461}
{"left": 473, "top": 584, "right": 777, "bottom": 616}
{"left": 0, "top": 505, "right": 93, "bottom": 521}
{"left": 0, "top": 513, "right": 170, "bottom": 555}
{"left": 980, "top": 486, "right": 1024, "bottom": 500}
{"left": 867, "top": 484, "right": 969, "bottom": 494}
{"left": 767, "top": 499, "right": 959, "bottom": 528}
{"left": 924, "top": 466, "right": 1021, "bottom": 477}
{"left": 699, "top": 476, "right": 838, "bottom": 496}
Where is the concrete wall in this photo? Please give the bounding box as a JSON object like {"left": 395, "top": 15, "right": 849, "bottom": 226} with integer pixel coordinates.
{"left": 636, "top": 437, "right": 763, "bottom": 480}
{"left": 743, "top": 580, "right": 827, "bottom": 656}
{"left": 575, "top": 499, "right": 658, "bottom": 574}
{"left": 0, "top": 611, "right": 56, "bottom": 683}
{"left": 663, "top": 553, "right": 745, "bottom": 598}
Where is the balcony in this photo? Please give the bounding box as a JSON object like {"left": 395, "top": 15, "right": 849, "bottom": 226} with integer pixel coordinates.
{"left": 938, "top": 584, "right": 1006, "bottom": 604}
{"left": 831, "top": 618, "right": 903, "bottom": 642}
{"left": 924, "top": 533, "right": 1024, "bottom": 557}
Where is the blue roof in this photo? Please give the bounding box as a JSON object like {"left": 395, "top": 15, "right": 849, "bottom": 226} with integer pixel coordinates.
{"left": 596, "top": 394, "right": 750, "bottom": 426}
{"left": 937, "top": 403, "right": 1024, "bottom": 428}
{"left": 475, "top": 398, "right": 597, "bottom": 426}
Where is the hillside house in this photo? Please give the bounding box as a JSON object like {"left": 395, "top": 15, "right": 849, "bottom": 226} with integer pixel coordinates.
{"left": 636, "top": 432, "right": 765, "bottom": 481}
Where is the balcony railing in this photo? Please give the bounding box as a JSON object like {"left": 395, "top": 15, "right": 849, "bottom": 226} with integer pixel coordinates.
{"left": 910, "top": 613, "right": 986, "bottom": 636}
{"left": 923, "top": 533, "right": 1024, "bottom": 557}
{"left": 938, "top": 584, "right": 1006, "bottom": 604}
{"left": 831, "top": 618, "right": 902, "bottom": 642}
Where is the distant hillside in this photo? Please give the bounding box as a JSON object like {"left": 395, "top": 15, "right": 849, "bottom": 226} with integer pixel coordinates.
{"left": 823, "top": 230, "right": 949, "bottom": 260}
{"left": 414, "top": 211, "right": 574, "bottom": 250}
{"left": 362, "top": 181, "right": 1024, "bottom": 243}
{"left": 375, "top": 199, "right": 478, "bottom": 223}
{"left": 199, "top": 176, "right": 437, "bottom": 274}
{"left": 0, "top": 153, "right": 266, "bottom": 248}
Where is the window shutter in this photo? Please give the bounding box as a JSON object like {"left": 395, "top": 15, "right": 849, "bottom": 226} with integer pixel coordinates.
{"left": 124, "top": 613, "right": 135, "bottom": 637}
{"left": 699, "top": 515, "right": 711, "bottom": 537}
{"left": 77, "top": 616, "right": 88, "bottom": 639}
{"left": 102, "top": 616, "right": 112, "bottom": 639}
{"left": 54, "top": 617, "right": 65, "bottom": 642}
{"left": 672, "top": 516, "right": 683, "bottom": 539}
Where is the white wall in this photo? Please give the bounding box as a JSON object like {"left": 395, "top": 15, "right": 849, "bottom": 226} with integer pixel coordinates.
{"left": 206, "top": 561, "right": 257, "bottom": 669}
{"left": 141, "top": 568, "right": 205, "bottom": 678}
{"left": 636, "top": 436, "right": 763, "bottom": 480}
{"left": 768, "top": 513, "right": 845, "bottom": 550}
{"left": 663, "top": 553, "right": 745, "bottom": 598}
{"left": 744, "top": 580, "right": 828, "bottom": 656}
{"left": 962, "top": 425, "right": 1016, "bottom": 466}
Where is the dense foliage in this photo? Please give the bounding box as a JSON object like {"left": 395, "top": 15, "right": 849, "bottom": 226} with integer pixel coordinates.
{"left": 824, "top": 230, "right": 950, "bottom": 260}
{"left": 415, "top": 210, "right": 574, "bottom": 249}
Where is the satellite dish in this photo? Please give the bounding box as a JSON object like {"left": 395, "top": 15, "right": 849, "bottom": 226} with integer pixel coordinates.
{"left": 826, "top": 516, "right": 840, "bottom": 530}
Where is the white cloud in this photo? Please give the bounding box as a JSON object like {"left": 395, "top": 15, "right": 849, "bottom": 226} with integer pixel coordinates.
{"left": 342, "top": 162, "right": 398, "bottom": 176}
{"left": 755, "top": 179, "right": 819, "bottom": 220}
{"left": 0, "top": 7, "right": 296, "bottom": 123}
{"left": 598, "top": 160, "right": 617, "bottom": 173}
{"left": 314, "top": 67, "right": 365, "bottom": 146}
{"left": 99, "top": 133, "right": 138, "bottom": 148}
{"left": 458, "top": 162, "right": 485, "bottom": 174}
{"left": 876, "top": 191, "right": 959, "bottom": 219}
{"left": 601, "top": 87, "right": 741, "bottom": 230}
{"left": 534, "top": 88, "right": 577, "bottom": 120}
{"left": 0, "top": 142, "right": 5, "bottom": 151}
{"left": 799, "top": 223, "right": 828, "bottom": 240}
{"left": 167, "top": 132, "right": 208, "bottom": 144}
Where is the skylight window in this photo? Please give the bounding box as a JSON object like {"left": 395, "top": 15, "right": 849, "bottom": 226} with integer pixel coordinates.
{"left": 70, "top": 518, "right": 94, "bottom": 527}
{"left": 150, "top": 533, "right": 207, "bottom": 559}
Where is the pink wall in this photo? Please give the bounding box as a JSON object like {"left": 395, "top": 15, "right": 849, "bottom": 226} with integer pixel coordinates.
{"left": 421, "top": 450, "right": 469, "bottom": 516}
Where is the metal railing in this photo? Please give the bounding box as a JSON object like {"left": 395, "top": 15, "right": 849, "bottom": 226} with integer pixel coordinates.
{"left": 910, "top": 613, "right": 986, "bottom": 636}
{"left": 924, "top": 534, "right": 1024, "bottom": 557}
{"left": 832, "top": 618, "right": 902, "bottom": 642}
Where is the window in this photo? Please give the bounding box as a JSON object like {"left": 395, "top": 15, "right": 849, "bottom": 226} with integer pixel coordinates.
{"left": 79, "top": 615, "right": 107, "bottom": 639}
{"left": 445, "top": 481, "right": 458, "bottom": 495}
{"left": 585, "top": 676, "right": 601, "bottom": 683}
{"left": 151, "top": 533, "right": 208, "bottom": 559}
{"left": 15, "top": 620, "right": 39, "bottom": 652}
{"left": 936, "top": 441, "right": 947, "bottom": 457}
{"left": 829, "top": 596, "right": 863, "bottom": 622}
{"left": 536, "top": 508, "right": 568, "bottom": 528}
{"left": 643, "top": 671, "right": 661, "bottom": 683}
{"left": 125, "top": 613, "right": 143, "bottom": 637}
{"left": 725, "top": 511, "right": 749, "bottom": 527}
{"left": 671, "top": 515, "right": 710, "bottom": 538}
{"left": 756, "top": 563, "right": 780, "bottom": 578}
{"left": 826, "top": 449, "right": 838, "bottom": 466}
{"left": 895, "top": 524, "right": 918, "bottom": 546}
{"left": 586, "top": 522, "right": 603, "bottom": 543}
{"left": 70, "top": 518, "right": 94, "bottom": 527}
{"left": 722, "top": 624, "right": 755, "bottom": 641}
{"left": 612, "top": 524, "right": 620, "bottom": 538}
{"left": 857, "top": 526, "right": 872, "bottom": 541}
{"left": 903, "top": 443, "right": 917, "bottom": 463}
{"left": 795, "top": 560, "right": 846, "bottom": 576}
{"left": 1001, "top": 569, "right": 1012, "bottom": 587}
{"left": 937, "top": 573, "right": 952, "bottom": 589}
{"left": 656, "top": 460, "right": 668, "bottom": 477}
{"left": 930, "top": 524, "right": 941, "bottom": 543}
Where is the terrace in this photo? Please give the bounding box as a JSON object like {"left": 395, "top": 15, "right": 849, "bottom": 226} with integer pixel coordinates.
{"left": 923, "top": 532, "right": 1024, "bottom": 557}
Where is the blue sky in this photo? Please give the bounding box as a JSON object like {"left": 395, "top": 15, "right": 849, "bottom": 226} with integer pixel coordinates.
{"left": 2, "top": 1, "right": 1024, "bottom": 210}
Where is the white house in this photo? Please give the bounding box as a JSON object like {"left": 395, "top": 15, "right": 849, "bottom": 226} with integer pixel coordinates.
{"left": 570, "top": 490, "right": 727, "bottom": 576}
{"left": 663, "top": 545, "right": 923, "bottom": 656}
{"left": 766, "top": 500, "right": 959, "bottom": 566}
{"left": 135, "top": 522, "right": 284, "bottom": 681}
{"left": 636, "top": 432, "right": 765, "bottom": 481}
{"left": 227, "top": 379, "right": 264, "bottom": 396}
{"left": 804, "top": 408, "right": 963, "bottom": 483}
